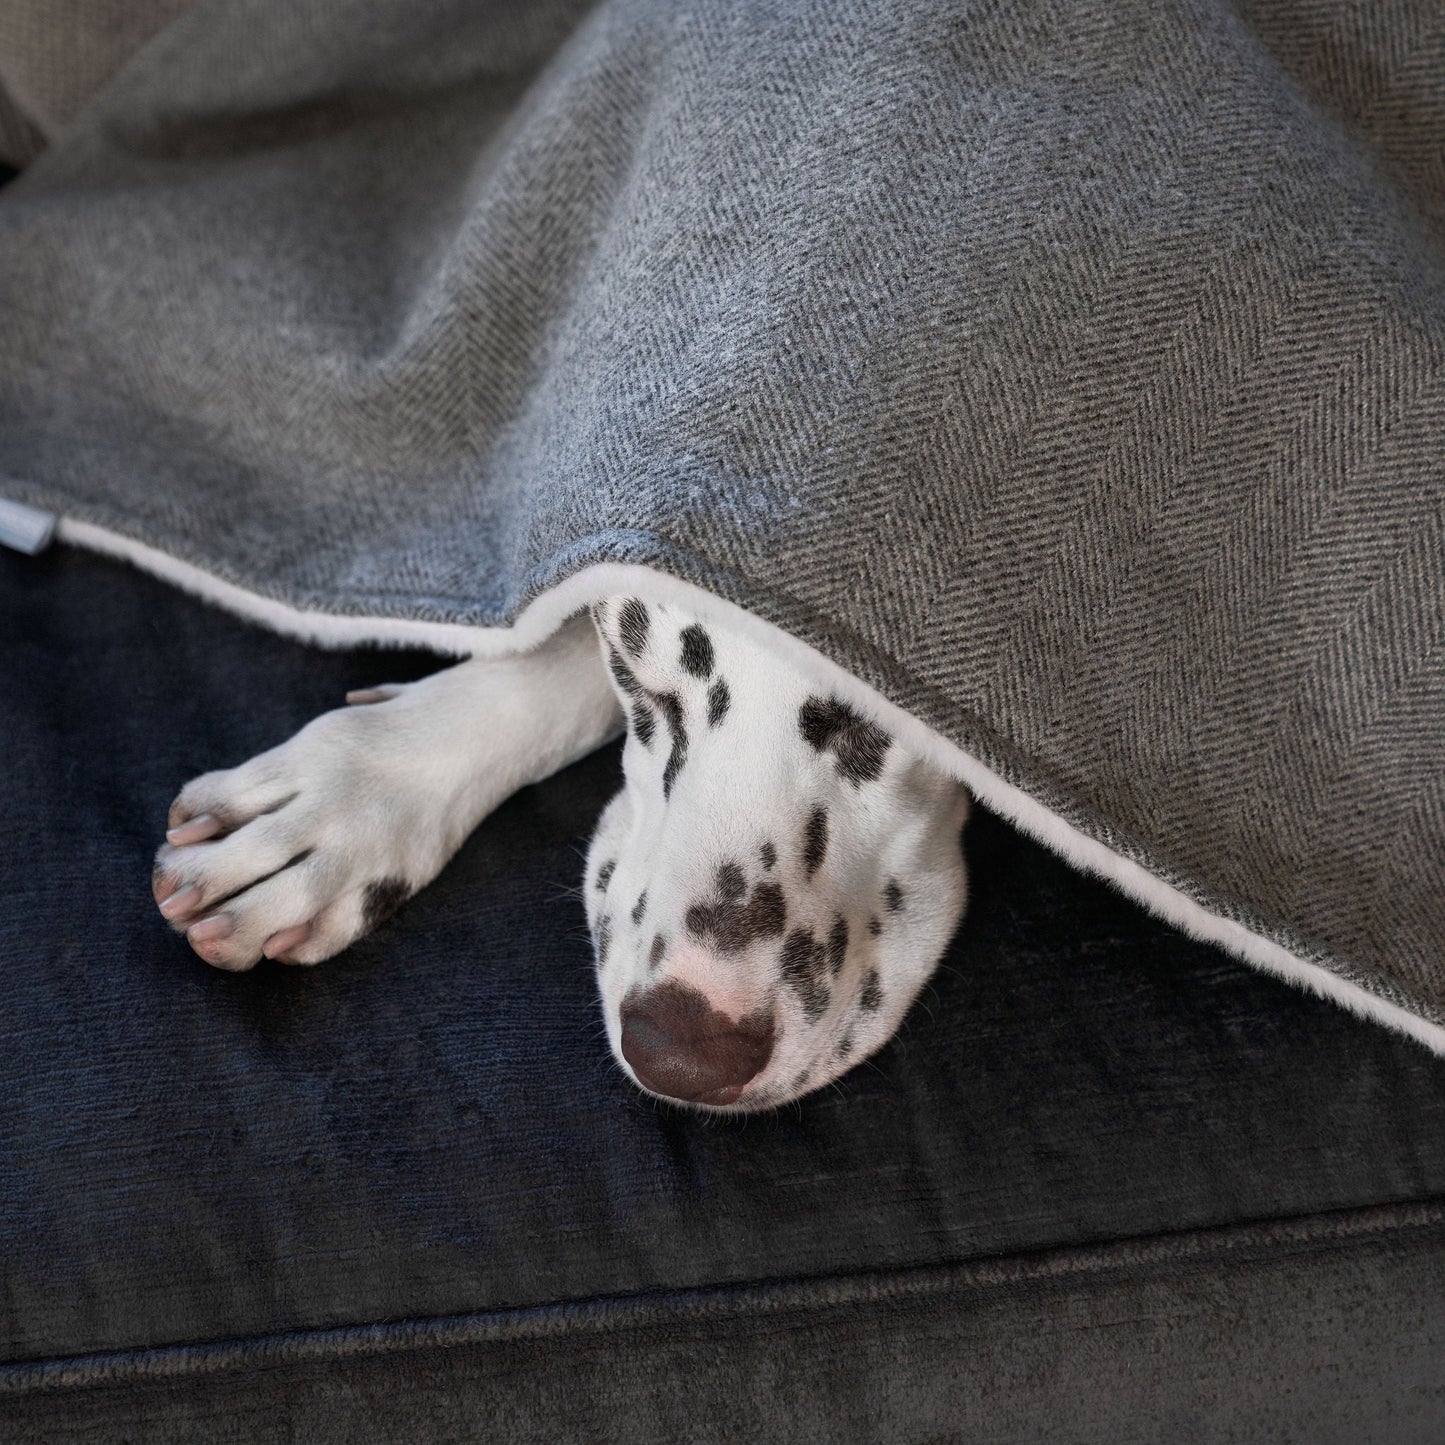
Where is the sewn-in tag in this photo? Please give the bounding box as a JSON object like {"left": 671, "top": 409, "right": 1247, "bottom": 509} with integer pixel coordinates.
{"left": 0, "top": 498, "right": 57, "bottom": 554}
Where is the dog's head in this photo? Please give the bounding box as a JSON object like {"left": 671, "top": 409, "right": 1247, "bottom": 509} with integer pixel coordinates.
{"left": 585, "top": 597, "right": 969, "bottom": 1111}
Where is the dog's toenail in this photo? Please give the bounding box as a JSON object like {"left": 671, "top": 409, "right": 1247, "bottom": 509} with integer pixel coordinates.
{"left": 159, "top": 884, "right": 200, "bottom": 918}
{"left": 263, "top": 922, "right": 312, "bottom": 960}
{"left": 345, "top": 686, "right": 397, "bottom": 705}
{"left": 188, "top": 915, "right": 233, "bottom": 943}
{"left": 167, "top": 813, "right": 220, "bottom": 845}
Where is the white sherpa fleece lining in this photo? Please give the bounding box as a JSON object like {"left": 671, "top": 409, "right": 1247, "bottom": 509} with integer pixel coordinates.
{"left": 59, "top": 515, "right": 1445, "bottom": 1058}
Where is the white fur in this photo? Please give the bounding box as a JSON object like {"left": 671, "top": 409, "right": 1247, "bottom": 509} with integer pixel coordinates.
{"left": 152, "top": 617, "right": 620, "bottom": 969}
{"left": 58, "top": 514, "right": 1444, "bottom": 1060}
{"left": 583, "top": 599, "right": 970, "bottom": 1107}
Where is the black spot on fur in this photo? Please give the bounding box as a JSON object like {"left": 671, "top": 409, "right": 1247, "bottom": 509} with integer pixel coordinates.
{"left": 662, "top": 742, "right": 686, "bottom": 798}
{"left": 618, "top": 598, "right": 650, "bottom": 657}
{"left": 597, "top": 916, "right": 612, "bottom": 968}
{"left": 631, "top": 891, "right": 648, "bottom": 925}
{"left": 596, "top": 860, "right": 615, "bottom": 891}
{"left": 836, "top": 1032, "right": 854, "bottom": 1060}
{"left": 655, "top": 692, "right": 684, "bottom": 732}
{"left": 780, "top": 927, "right": 830, "bottom": 1021}
{"left": 717, "top": 862, "right": 746, "bottom": 901}
{"left": 868, "top": 915, "right": 882, "bottom": 937}
{"left": 649, "top": 934, "right": 666, "bottom": 970}
{"left": 760, "top": 841, "right": 777, "bottom": 870}
{"left": 884, "top": 880, "right": 905, "bottom": 913}
{"left": 791, "top": 1069, "right": 811, "bottom": 1093}
{"left": 707, "top": 678, "right": 731, "bottom": 727}
{"left": 362, "top": 877, "right": 410, "bottom": 931}
{"left": 802, "top": 806, "right": 829, "bottom": 878}
{"left": 686, "top": 880, "right": 786, "bottom": 953}
{"left": 656, "top": 691, "right": 688, "bottom": 798}
{"left": 859, "top": 969, "right": 883, "bottom": 1012}
{"left": 827, "top": 915, "right": 848, "bottom": 977}
{"left": 750, "top": 882, "right": 786, "bottom": 937}
{"left": 608, "top": 647, "right": 643, "bottom": 698}
{"left": 798, "top": 696, "right": 891, "bottom": 784}
{"left": 632, "top": 701, "right": 655, "bottom": 747}
{"left": 679, "top": 624, "right": 715, "bottom": 678}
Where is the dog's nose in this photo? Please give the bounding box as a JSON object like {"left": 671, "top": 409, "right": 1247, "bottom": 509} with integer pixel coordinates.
{"left": 620, "top": 980, "right": 774, "bottom": 1105}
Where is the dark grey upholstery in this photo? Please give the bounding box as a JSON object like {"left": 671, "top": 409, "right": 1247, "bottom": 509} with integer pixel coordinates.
{"left": 3, "top": 547, "right": 1443, "bottom": 1441}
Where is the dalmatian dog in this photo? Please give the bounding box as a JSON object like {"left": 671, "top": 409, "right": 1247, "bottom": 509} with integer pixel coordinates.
{"left": 151, "top": 598, "right": 971, "bottom": 1110}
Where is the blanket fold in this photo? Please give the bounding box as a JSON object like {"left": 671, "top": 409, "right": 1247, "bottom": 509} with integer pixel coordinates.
{"left": 1, "top": 0, "right": 1442, "bottom": 1046}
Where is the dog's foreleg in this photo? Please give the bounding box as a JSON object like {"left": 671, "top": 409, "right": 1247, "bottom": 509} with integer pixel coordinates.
{"left": 151, "top": 614, "right": 621, "bottom": 969}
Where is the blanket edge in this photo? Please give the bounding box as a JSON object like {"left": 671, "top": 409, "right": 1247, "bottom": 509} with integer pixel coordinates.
{"left": 56, "top": 515, "right": 1445, "bottom": 1060}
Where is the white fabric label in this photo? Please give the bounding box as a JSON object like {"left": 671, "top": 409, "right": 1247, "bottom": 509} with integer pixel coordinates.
{"left": 0, "top": 497, "right": 57, "bottom": 554}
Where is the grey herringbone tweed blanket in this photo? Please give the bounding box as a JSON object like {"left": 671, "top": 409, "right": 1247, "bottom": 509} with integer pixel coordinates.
{"left": 0, "top": 0, "right": 1442, "bottom": 1048}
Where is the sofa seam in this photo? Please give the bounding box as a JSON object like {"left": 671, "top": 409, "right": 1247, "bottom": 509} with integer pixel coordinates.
{"left": 3, "top": 1194, "right": 1443, "bottom": 1394}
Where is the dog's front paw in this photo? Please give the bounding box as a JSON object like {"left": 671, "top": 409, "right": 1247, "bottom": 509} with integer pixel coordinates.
{"left": 151, "top": 694, "right": 445, "bottom": 971}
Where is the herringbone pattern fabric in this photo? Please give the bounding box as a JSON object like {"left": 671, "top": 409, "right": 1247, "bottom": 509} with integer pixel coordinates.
{"left": 0, "top": 0, "right": 1440, "bottom": 1029}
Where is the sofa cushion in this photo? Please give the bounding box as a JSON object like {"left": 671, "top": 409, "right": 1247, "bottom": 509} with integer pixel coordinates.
{"left": 2, "top": 545, "right": 1443, "bottom": 1391}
